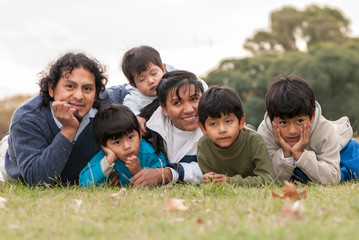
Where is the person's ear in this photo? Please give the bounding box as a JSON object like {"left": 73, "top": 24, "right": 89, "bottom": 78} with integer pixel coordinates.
{"left": 48, "top": 83, "right": 54, "bottom": 98}
{"left": 239, "top": 114, "right": 246, "bottom": 130}
{"left": 160, "top": 103, "right": 168, "bottom": 117}
{"left": 199, "top": 123, "right": 208, "bottom": 135}
{"left": 162, "top": 64, "right": 167, "bottom": 73}
{"left": 311, "top": 109, "right": 316, "bottom": 122}
{"left": 129, "top": 81, "right": 136, "bottom": 87}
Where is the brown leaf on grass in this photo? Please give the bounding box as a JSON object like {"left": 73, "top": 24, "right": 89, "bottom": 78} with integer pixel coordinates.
{"left": 272, "top": 181, "right": 307, "bottom": 200}
{"left": 0, "top": 196, "right": 6, "bottom": 209}
{"left": 196, "top": 218, "right": 205, "bottom": 225}
{"left": 106, "top": 196, "right": 116, "bottom": 203}
{"left": 165, "top": 198, "right": 189, "bottom": 212}
{"left": 279, "top": 198, "right": 303, "bottom": 221}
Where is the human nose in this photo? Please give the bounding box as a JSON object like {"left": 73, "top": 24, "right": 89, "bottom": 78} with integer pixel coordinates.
{"left": 148, "top": 77, "right": 155, "bottom": 85}
{"left": 183, "top": 102, "right": 195, "bottom": 114}
{"left": 288, "top": 124, "right": 298, "bottom": 135}
{"left": 218, "top": 122, "right": 226, "bottom": 133}
{"left": 123, "top": 140, "right": 131, "bottom": 150}
{"left": 73, "top": 88, "right": 84, "bottom": 101}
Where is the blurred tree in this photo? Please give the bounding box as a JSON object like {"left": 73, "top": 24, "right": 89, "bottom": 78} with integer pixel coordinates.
{"left": 243, "top": 5, "right": 351, "bottom": 56}
{"left": 204, "top": 40, "right": 359, "bottom": 131}
{"left": 0, "top": 95, "right": 32, "bottom": 139}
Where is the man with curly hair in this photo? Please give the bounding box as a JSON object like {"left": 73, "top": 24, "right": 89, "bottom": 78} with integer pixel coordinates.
{"left": 1, "top": 52, "right": 127, "bottom": 186}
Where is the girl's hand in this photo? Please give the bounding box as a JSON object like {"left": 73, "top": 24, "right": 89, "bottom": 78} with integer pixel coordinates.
{"left": 125, "top": 155, "right": 142, "bottom": 175}
{"left": 101, "top": 145, "right": 117, "bottom": 165}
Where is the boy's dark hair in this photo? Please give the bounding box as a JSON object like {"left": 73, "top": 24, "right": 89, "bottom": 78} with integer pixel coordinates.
{"left": 93, "top": 104, "right": 140, "bottom": 146}
{"left": 266, "top": 73, "right": 316, "bottom": 121}
{"left": 38, "top": 52, "right": 108, "bottom": 109}
{"left": 198, "top": 86, "right": 244, "bottom": 129}
{"left": 157, "top": 70, "right": 204, "bottom": 106}
{"left": 121, "top": 45, "right": 164, "bottom": 86}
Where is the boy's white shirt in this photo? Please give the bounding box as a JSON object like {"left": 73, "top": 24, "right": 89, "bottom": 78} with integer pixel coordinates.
{"left": 146, "top": 107, "right": 203, "bottom": 184}
{"left": 257, "top": 101, "right": 353, "bottom": 185}
{"left": 123, "top": 64, "right": 177, "bottom": 115}
{"left": 123, "top": 84, "right": 157, "bottom": 116}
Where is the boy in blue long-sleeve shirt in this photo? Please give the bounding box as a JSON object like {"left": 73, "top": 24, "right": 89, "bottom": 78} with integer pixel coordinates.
{"left": 80, "top": 104, "right": 166, "bottom": 187}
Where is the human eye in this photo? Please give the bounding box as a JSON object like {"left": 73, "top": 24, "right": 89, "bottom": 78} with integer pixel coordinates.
{"left": 114, "top": 140, "right": 121, "bottom": 145}
{"left": 209, "top": 121, "right": 216, "bottom": 127}
{"left": 152, "top": 71, "right": 158, "bottom": 76}
{"left": 84, "top": 86, "right": 94, "bottom": 92}
{"left": 191, "top": 96, "right": 200, "bottom": 102}
{"left": 172, "top": 100, "right": 181, "bottom": 106}
{"left": 279, "top": 121, "right": 287, "bottom": 126}
{"left": 128, "top": 134, "right": 134, "bottom": 140}
{"left": 297, "top": 118, "right": 305, "bottom": 124}
{"left": 226, "top": 119, "right": 233, "bottom": 124}
{"left": 66, "top": 84, "right": 74, "bottom": 89}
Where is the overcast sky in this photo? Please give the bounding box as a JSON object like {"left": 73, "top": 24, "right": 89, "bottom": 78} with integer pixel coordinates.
{"left": 1, "top": 0, "right": 358, "bottom": 99}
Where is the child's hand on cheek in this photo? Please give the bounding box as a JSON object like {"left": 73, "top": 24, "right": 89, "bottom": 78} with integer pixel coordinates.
{"left": 101, "top": 145, "right": 117, "bottom": 165}
{"left": 292, "top": 123, "right": 311, "bottom": 161}
{"left": 125, "top": 155, "right": 142, "bottom": 175}
{"left": 272, "top": 122, "right": 292, "bottom": 158}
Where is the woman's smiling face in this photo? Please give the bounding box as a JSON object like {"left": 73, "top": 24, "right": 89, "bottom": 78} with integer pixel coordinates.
{"left": 161, "top": 84, "right": 202, "bottom": 131}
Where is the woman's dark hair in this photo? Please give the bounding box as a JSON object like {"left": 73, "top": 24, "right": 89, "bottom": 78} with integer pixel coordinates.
{"left": 138, "top": 70, "right": 204, "bottom": 161}
{"left": 139, "top": 99, "right": 168, "bottom": 160}
{"left": 266, "top": 73, "right": 316, "bottom": 121}
{"left": 38, "top": 52, "right": 108, "bottom": 109}
{"left": 157, "top": 70, "right": 204, "bottom": 106}
{"left": 198, "top": 86, "right": 244, "bottom": 129}
{"left": 93, "top": 104, "right": 140, "bottom": 146}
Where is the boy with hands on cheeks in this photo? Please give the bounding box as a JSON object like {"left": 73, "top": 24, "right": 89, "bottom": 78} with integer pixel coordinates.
{"left": 257, "top": 73, "right": 359, "bottom": 185}
{"left": 272, "top": 113, "right": 313, "bottom": 163}
{"left": 197, "top": 86, "right": 275, "bottom": 187}
{"left": 79, "top": 104, "right": 166, "bottom": 187}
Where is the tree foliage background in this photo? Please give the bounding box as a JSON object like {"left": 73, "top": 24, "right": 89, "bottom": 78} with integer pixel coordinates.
{"left": 204, "top": 5, "right": 359, "bottom": 132}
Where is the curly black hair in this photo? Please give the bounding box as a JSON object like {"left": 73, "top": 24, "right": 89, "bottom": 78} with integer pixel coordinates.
{"left": 38, "top": 52, "right": 108, "bottom": 109}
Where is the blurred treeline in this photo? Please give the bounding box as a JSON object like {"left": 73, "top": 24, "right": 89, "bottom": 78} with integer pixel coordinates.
{"left": 1, "top": 5, "right": 359, "bottom": 139}
{"left": 0, "top": 95, "right": 33, "bottom": 139}
{"left": 203, "top": 5, "right": 359, "bottom": 133}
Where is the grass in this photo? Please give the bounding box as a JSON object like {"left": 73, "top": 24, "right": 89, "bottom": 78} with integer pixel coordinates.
{"left": 0, "top": 181, "right": 358, "bottom": 239}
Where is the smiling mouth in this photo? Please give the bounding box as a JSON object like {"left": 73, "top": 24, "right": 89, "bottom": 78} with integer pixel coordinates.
{"left": 68, "top": 101, "right": 86, "bottom": 110}
{"left": 182, "top": 116, "right": 196, "bottom": 121}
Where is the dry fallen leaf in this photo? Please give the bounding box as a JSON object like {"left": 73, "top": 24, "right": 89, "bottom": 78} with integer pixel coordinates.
{"left": 110, "top": 188, "right": 127, "bottom": 197}
{"left": 165, "top": 198, "right": 189, "bottom": 212}
{"left": 279, "top": 198, "right": 303, "bottom": 221}
{"left": 272, "top": 181, "right": 307, "bottom": 200}
{"left": 196, "top": 218, "right": 205, "bottom": 225}
{"left": 73, "top": 199, "right": 83, "bottom": 213}
{"left": 0, "top": 196, "right": 7, "bottom": 209}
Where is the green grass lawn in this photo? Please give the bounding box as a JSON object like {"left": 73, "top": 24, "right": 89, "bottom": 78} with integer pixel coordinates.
{"left": 0, "top": 181, "right": 358, "bottom": 240}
